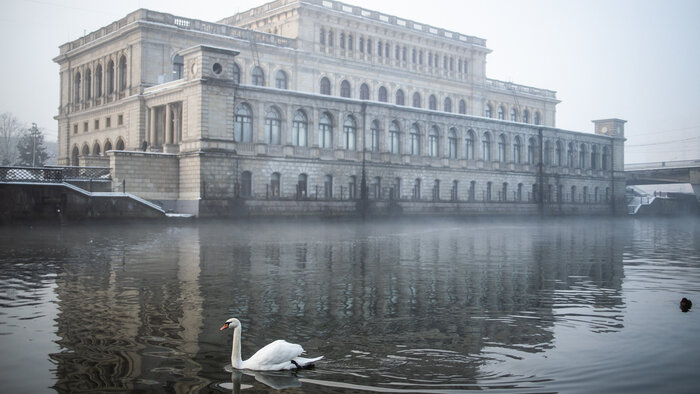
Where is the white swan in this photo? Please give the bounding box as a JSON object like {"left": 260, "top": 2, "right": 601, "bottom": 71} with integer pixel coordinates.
{"left": 220, "top": 317, "right": 323, "bottom": 371}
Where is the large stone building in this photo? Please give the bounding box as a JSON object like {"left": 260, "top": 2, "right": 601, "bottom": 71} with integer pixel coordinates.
{"left": 53, "top": 0, "right": 626, "bottom": 217}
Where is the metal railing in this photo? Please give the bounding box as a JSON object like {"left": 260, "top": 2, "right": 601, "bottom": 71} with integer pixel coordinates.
{"left": 0, "top": 166, "right": 110, "bottom": 183}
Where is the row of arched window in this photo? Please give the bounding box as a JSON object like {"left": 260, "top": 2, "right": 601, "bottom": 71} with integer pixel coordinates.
{"left": 73, "top": 55, "right": 128, "bottom": 103}
{"left": 318, "top": 27, "right": 469, "bottom": 80}
{"left": 485, "top": 103, "right": 541, "bottom": 125}
{"left": 236, "top": 170, "right": 612, "bottom": 204}
{"left": 70, "top": 138, "right": 126, "bottom": 164}
{"left": 232, "top": 103, "right": 611, "bottom": 171}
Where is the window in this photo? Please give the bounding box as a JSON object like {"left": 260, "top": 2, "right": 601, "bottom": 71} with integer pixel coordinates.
{"left": 451, "top": 180, "right": 458, "bottom": 201}
{"left": 378, "top": 86, "right": 388, "bottom": 102}
{"left": 428, "top": 126, "right": 439, "bottom": 157}
{"left": 510, "top": 108, "right": 517, "bottom": 122}
{"left": 486, "top": 182, "right": 492, "bottom": 201}
{"left": 359, "top": 37, "right": 364, "bottom": 53}
{"left": 118, "top": 114, "right": 123, "bottom": 126}
{"left": 83, "top": 122, "right": 88, "bottom": 132}
{"left": 571, "top": 186, "right": 577, "bottom": 203}
{"left": 393, "top": 178, "right": 402, "bottom": 200}
{"left": 485, "top": 104, "right": 492, "bottom": 118}
{"left": 419, "top": 50, "right": 423, "bottom": 65}
{"left": 498, "top": 106, "right": 505, "bottom": 120}
{"left": 395, "top": 45, "right": 400, "bottom": 60}
{"left": 270, "top": 173, "right": 281, "bottom": 197}
{"left": 412, "top": 92, "right": 421, "bottom": 108}
{"left": 297, "top": 174, "right": 307, "bottom": 199}
{"left": 319, "top": 112, "right": 333, "bottom": 148}
{"left": 602, "top": 146, "right": 609, "bottom": 170}
{"left": 251, "top": 66, "right": 265, "bottom": 86}
{"left": 513, "top": 136, "right": 522, "bottom": 164}
{"left": 95, "top": 64, "right": 103, "bottom": 97}
{"left": 448, "top": 128, "right": 457, "bottom": 159}
{"left": 115, "top": 138, "right": 125, "bottom": 150}
{"left": 106, "top": 60, "right": 115, "bottom": 94}
{"left": 482, "top": 132, "right": 491, "bottom": 161}
{"left": 501, "top": 182, "right": 508, "bottom": 201}
{"left": 324, "top": 175, "right": 333, "bottom": 199}
{"left": 465, "top": 129, "right": 475, "bottom": 160}
{"left": 377, "top": 41, "right": 383, "bottom": 56}
{"left": 412, "top": 48, "right": 416, "bottom": 63}
{"left": 544, "top": 140, "right": 552, "bottom": 165}
{"left": 275, "top": 70, "right": 288, "bottom": 89}
{"left": 82, "top": 144, "right": 90, "bottom": 156}
{"left": 498, "top": 134, "right": 506, "bottom": 162}
{"left": 367, "top": 39, "right": 372, "bottom": 54}
{"left": 85, "top": 68, "right": 92, "bottom": 99}
{"left": 429, "top": 95, "right": 437, "bottom": 110}
{"left": 240, "top": 171, "right": 252, "bottom": 197}
{"left": 328, "top": 30, "right": 334, "bottom": 47}
{"left": 343, "top": 116, "right": 356, "bottom": 150}
{"left": 402, "top": 46, "right": 407, "bottom": 61}
{"left": 292, "top": 110, "right": 308, "bottom": 146}
{"left": 534, "top": 111, "right": 541, "bottom": 125}
{"left": 340, "top": 33, "right": 345, "bottom": 49}
{"left": 94, "top": 119, "right": 99, "bottom": 130}
{"left": 433, "top": 179, "right": 440, "bottom": 200}
{"left": 232, "top": 63, "right": 241, "bottom": 84}
{"left": 579, "top": 144, "right": 587, "bottom": 169}
{"left": 320, "top": 28, "right": 326, "bottom": 45}
{"left": 93, "top": 142, "right": 101, "bottom": 156}
{"left": 567, "top": 143, "right": 574, "bottom": 167}
{"left": 173, "top": 55, "right": 183, "bottom": 80}
{"left": 265, "top": 108, "right": 281, "bottom": 145}
{"left": 555, "top": 141, "right": 562, "bottom": 166}
{"left": 523, "top": 110, "right": 529, "bottom": 124}
{"left": 396, "top": 89, "right": 405, "bottom": 105}
{"left": 234, "top": 104, "right": 253, "bottom": 142}
{"left": 469, "top": 181, "right": 476, "bottom": 201}
{"left": 459, "top": 99, "right": 467, "bottom": 114}
{"left": 104, "top": 140, "right": 112, "bottom": 151}
{"left": 118, "top": 55, "right": 127, "bottom": 91}
{"left": 444, "top": 97, "right": 452, "bottom": 113}
{"left": 320, "top": 77, "right": 331, "bottom": 95}
{"left": 594, "top": 187, "right": 599, "bottom": 203}
{"left": 370, "top": 120, "right": 380, "bottom": 151}
{"left": 410, "top": 123, "right": 420, "bottom": 155}
{"left": 340, "top": 80, "right": 351, "bottom": 98}
{"left": 528, "top": 137, "right": 536, "bottom": 164}
{"left": 517, "top": 183, "right": 523, "bottom": 201}
{"left": 349, "top": 176, "right": 357, "bottom": 199}
{"left": 360, "top": 83, "right": 370, "bottom": 100}
{"left": 106, "top": 117, "right": 111, "bottom": 128}
{"left": 591, "top": 145, "right": 598, "bottom": 169}
{"left": 373, "top": 176, "right": 382, "bottom": 199}
{"left": 74, "top": 71, "right": 81, "bottom": 102}
{"left": 389, "top": 121, "right": 401, "bottom": 154}
{"left": 413, "top": 178, "right": 421, "bottom": 200}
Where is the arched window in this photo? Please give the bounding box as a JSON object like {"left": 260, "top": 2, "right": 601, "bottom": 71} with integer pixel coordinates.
{"left": 240, "top": 171, "right": 252, "bottom": 197}
{"left": 324, "top": 175, "right": 333, "bottom": 199}
{"left": 265, "top": 107, "right": 281, "bottom": 145}
{"left": 486, "top": 181, "right": 492, "bottom": 201}
{"left": 340, "top": 80, "right": 351, "bottom": 98}
{"left": 602, "top": 146, "right": 609, "bottom": 170}
{"left": 292, "top": 110, "right": 308, "bottom": 147}
{"left": 319, "top": 28, "right": 326, "bottom": 45}
{"left": 465, "top": 129, "right": 475, "bottom": 160}
{"left": 106, "top": 60, "right": 115, "bottom": 94}
{"left": 232, "top": 63, "right": 241, "bottom": 84}
{"left": 428, "top": 126, "right": 439, "bottom": 157}
{"left": 104, "top": 140, "right": 113, "bottom": 152}
{"left": 270, "top": 172, "right": 281, "bottom": 197}
{"left": 555, "top": 141, "right": 563, "bottom": 166}
{"left": 251, "top": 66, "right": 265, "bottom": 86}
{"left": 459, "top": 99, "right": 467, "bottom": 114}
{"left": 523, "top": 109, "right": 530, "bottom": 124}
{"left": 412, "top": 92, "right": 421, "bottom": 108}
{"left": 359, "top": 37, "right": 364, "bottom": 52}
{"left": 498, "top": 106, "right": 505, "bottom": 120}
{"left": 349, "top": 35, "right": 354, "bottom": 51}
{"left": 579, "top": 144, "right": 587, "bottom": 168}
{"left": 448, "top": 128, "right": 457, "bottom": 159}
{"left": 115, "top": 138, "right": 125, "bottom": 150}
{"left": 370, "top": 120, "right": 380, "bottom": 151}
{"left": 234, "top": 104, "right": 253, "bottom": 142}
{"left": 396, "top": 89, "right": 405, "bottom": 105}
{"left": 92, "top": 142, "right": 101, "bottom": 156}
{"left": 444, "top": 97, "right": 452, "bottom": 113}
{"left": 410, "top": 123, "right": 420, "bottom": 155}
{"left": 85, "top": 68, "right": 92, "bottom": 100}
{"left": 389, "top": 121, "right": 401, "bottom": 154}
{"left": 482, "top": 132, "right": 491, "bottom": 161}
{"left": 544, "top": 140, "right": 552, "bottom": 165}
{"left": 339, "top": 32, "right": 345, "bottom": 49}
{"left": 118, "top": 55, "right": 127, "bottom": 91}
{"left": 571, "top": 185, "right": 577, "bottom": 203}
{"left": 328, "top": 30, "right": 334, "bottom": 47}
{"left": 343, "top": 116, "right": 356, "bottom": 150}
{"left": 297, "top": 174, "right": 307, "bottom": 199}
{"left": 349, "top": 175, "right": 357, "bottom": 199}
{"left": 528, "top": 137, "right": 536, "bottom": 164}
{"left": 378, "top": 86, "right": 388, "bottom": 102}
{"left": 469, "top": 180, "right": 476, "bottom": 201}
{"left": 502, "top": 183, "right": 508, "bottom": 201}
{"left": 498, "top": 134, "right": 506, "bottom": 162}
{"left": 534, "top": 111, "right": 541, "bottom": 125}
{"left": 71, "top": 146, "right": 79, "bottom": 166}
{"left": 413, "top": 178, "right": 421, "bottom": 200}
{"left": 451, "top": 180, "right": 459, "bottom": 201}
{"left": 377, "top": 40, "right": 383, "bottom": 56}
{"left": 567, "top": 142, "right": 575, "bottom": 167}
{"left": 510, "top": 108, "right": 517, "bottom": 122}
{"left": 517, "top": 183, "right": 523, "bottom": 201}
{"left": 95, "top": 64, "right": 103, "bottom": 97}
{"left": 319, "top": 112, "right": 333, "bottom": 148}
{"left": 367, "top": 39, "right": 372, "bottom": 54}
{"left": 485, "top": 104, "right": 492, "bottom": 118}
{"left": 591, "top": 145, "right": 599, "bottom": 170}
{"left": 429, "top": 95, "right": 437, "bottom": 110}
{"left": 275, "top": 70, "right": 288, "bottom": 89}
{"left": 81, "top": 144, "right": 90, "bottom": 156}
{"left": 433, "top": 179, "right": 440, "bottom": 200}
{"left": 360, "top": 83, "right": 370, "bottom": 100}
{"left": 74, "top": 71, "right": 81, "bottom": 102}
{"left": 513, "top": 136, "right": 522, "bottom": 164}
{"left": 320, "top": 77, "right": 331, "bottom": 95}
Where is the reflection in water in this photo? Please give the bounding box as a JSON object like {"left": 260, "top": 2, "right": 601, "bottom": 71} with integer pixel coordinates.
{"left": 0, "top": 219, "right": 698, "bottom": 393}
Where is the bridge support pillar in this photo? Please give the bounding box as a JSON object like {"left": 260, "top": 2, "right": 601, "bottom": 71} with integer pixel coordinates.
{"left": 691, "top": 169, "right": 700, "bottom": 201}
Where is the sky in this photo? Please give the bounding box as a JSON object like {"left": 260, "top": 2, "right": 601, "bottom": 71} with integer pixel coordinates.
{"left": 1, "top": 0, "right": 699, "bottom": 165}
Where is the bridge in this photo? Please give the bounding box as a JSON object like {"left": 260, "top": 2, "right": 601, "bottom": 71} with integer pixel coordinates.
{"left": 625, "top": 159, "right": 700, "bottom": 200}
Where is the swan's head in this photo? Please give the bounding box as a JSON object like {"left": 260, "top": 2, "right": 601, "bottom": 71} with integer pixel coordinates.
{"left": 220, "top": 317, "right": 241, "bottom": 331}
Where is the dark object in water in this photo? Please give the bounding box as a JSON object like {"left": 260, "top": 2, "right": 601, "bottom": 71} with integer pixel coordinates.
{"left": 680, "top": 297, "right": 692, "bottom": 312}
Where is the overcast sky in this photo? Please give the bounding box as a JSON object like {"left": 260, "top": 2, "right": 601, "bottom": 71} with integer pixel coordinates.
{"left": 1, "top": 0, "right": 699, "bottom": 164}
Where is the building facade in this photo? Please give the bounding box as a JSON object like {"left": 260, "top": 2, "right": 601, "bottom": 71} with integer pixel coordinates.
{"left": 53, "top": 0, "right": 626, "bottom": 217}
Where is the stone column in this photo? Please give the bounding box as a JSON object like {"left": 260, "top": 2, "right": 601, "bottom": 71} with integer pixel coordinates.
{"left": 166, "top": 104, "right": 174, "bottom": 145}
{"left": 149, "top": 106, "right": 156, "bottom": 146}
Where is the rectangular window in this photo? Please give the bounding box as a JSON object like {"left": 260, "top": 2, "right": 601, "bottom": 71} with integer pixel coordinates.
{"left": 73, "top": 124, "right": 78, "bottom": 134}
{"left": 106, "top": 117, "right": 111, "bottom": 128}
{"left": 94, "top": 119, "right": 99, "bottom": 130}
{"left": 83, "top": 122, "right": 88, "bottom": 132}
{"left": 118, "top": 114, "right": 123, "bottom": 125}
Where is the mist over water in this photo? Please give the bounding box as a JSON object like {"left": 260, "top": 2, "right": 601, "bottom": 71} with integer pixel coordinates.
{"left": 0, "top": 218, "right": 698, "bottom": 393}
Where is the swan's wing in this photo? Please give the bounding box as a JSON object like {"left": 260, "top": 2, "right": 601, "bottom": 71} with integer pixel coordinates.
{"left": 244, "top": 340, "right": 304, "bottom": 369}
{"left": 292, "top": 355, "right": 324, "bottom": 367}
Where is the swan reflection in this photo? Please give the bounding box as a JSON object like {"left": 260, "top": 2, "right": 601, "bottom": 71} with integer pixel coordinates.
{"left": 227, "top": 369, "right": 301, "bottom": 392}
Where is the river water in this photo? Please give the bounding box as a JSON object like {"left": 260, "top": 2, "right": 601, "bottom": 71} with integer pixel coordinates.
{"left": 0, "top": 218, "right": 698, "bottom": 393}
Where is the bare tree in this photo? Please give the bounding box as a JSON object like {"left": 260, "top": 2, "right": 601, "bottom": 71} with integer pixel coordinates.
{"left": 0, "top": 112, "right": 22, "bottom": 165}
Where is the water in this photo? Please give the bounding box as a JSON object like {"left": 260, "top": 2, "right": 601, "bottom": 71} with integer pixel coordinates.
{"left": 0, "top": 218, "right": 699, "bottom": 393}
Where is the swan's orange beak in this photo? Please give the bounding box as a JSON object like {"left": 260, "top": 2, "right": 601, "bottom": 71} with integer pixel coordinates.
{"left": 220, "top": 323, "right": 230, "bottom": 331}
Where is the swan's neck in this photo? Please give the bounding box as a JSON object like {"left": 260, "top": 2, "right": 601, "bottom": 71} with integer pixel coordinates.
{"left": 231, "top": 326, "right": 244, "bottom": 369}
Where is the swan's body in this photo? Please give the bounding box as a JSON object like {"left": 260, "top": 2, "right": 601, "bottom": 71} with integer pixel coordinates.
{"left": 221, "top": 317, "right": 323, "bottom": 371}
